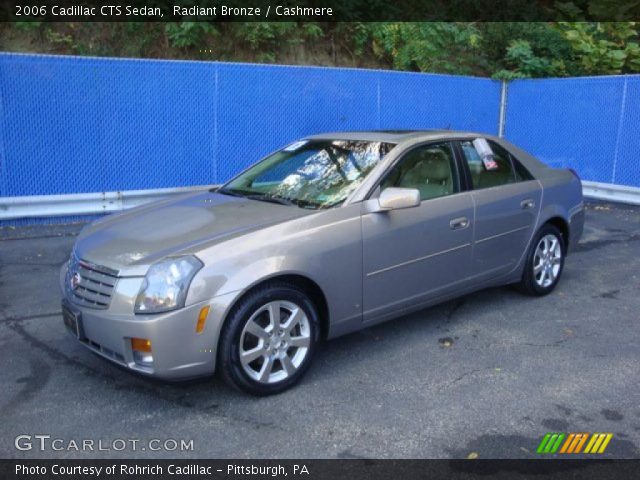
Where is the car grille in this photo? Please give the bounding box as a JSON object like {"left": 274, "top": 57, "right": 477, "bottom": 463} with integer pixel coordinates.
{"left": 66, "top": 255, "right": 119, "bottom": 309}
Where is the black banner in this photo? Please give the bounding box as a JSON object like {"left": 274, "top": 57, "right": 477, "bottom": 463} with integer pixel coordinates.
{"left": 1, "top": 459, "right": 640, "bottom": 480}
{"left": 2, "top": 0, "right": 640, "bottom": 22}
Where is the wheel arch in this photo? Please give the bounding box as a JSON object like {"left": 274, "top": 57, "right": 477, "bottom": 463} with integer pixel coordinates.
{"left": 543, "top": 216, "right": 570, "bottom": 250}
{"left": 218, "top": 272, "right": 331, "bottom": 345}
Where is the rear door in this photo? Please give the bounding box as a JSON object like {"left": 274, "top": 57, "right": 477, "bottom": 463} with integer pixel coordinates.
{"left": 361, "top": 141, "right": 474, "bottom": 322}
{"left": 457, "top": 139, "right": 541, "bottom": 280}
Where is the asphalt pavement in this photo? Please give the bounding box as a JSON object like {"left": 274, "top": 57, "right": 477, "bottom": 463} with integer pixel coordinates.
{"left": 0, "top": 201, "right": 639, "bottom": 459}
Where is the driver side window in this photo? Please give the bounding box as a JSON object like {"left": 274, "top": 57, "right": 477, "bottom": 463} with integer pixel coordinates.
{"left": 381, "top": 142, "right": 458, "bottom": 201}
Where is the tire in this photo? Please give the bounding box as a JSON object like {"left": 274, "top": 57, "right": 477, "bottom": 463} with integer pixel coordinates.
{"left": 517, "top": 223, "right": 566, "bottom": 296}
{"left": 217, "top": 281, "right": 320, "bottom": 396}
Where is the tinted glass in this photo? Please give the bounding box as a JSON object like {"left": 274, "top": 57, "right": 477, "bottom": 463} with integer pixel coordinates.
{"left": 511, "top": 155, "right": 535, "bottom": 181}
{"left": 223, "top": 140, "right": 395, "bottom": 209}
{"left": 461, "top": 140, "right": 515, "bottom": 189}
{"left": 381, "top": 142, "right": 457, "bottom": 201}
{"left": 489, "top": 140, "right": 534, "bottom": 182}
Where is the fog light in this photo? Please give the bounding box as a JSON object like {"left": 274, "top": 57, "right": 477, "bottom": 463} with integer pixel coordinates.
{"left": 132, "top": 350, "right": 153, "bottom": 367}
{"left": 196, "top": 305, "right": 210, "bottom": 334}
{"left": 131, "top": 337, "right": 152, "bottom": 352}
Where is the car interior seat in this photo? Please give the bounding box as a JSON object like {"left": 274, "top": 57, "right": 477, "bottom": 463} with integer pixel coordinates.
{"left": 399, "top": 149, "right": 452, "bottom": 200}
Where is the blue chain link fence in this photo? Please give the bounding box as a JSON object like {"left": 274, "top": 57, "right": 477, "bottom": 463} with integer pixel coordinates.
{"left": 505, "top": 75, "right": 640, "bottom": 188}
{"left": 0, "top": 53, "right": 638, "bottom": 223}
{"left": 0, "top": 53, "right": 500, "bottom": 198}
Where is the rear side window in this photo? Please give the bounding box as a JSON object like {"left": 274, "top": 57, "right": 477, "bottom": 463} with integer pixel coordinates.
{"left": 511, "top": 155, "right": 535, "bottom": 181}
{"left": 488, "top": 140, "right": 534, "bottom": 182}
{"left": 460, "top": 140, "right": 514, "bottom": 189}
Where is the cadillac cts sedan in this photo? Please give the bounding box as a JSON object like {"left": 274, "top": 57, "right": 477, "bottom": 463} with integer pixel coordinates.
{"left": 61, "top": 130, "right": 584, "bottom": 395}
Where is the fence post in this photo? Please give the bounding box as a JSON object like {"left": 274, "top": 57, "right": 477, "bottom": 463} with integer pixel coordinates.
{"left": 611, "top": 77, "right": 628, "bottom": 184}
{"left": 213, "top": 63, "right": 219, "bottom": 184}
{"left": 498, "top": 80, "right": 508, "bottom": 138}
{"left": 0, "top": 71, "right": 6, "bottom": 197}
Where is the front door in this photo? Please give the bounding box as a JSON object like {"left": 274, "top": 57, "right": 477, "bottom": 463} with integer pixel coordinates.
{"left": 362, "top": 142, "right": 474, "bottom": 323}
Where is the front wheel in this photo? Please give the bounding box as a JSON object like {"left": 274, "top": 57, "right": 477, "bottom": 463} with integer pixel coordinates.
{"left": 517, "top": 224, "right": 565, "bottom": 296}
{"left": 217, "top": 282, "right": 320, "bottom": 395}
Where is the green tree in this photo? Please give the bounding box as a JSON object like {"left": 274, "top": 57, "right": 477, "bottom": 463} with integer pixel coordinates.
{"left": 366, "top": 23, "right": 481, "bottom": 75}
{"left": 559, "top": 22, "right": 640, "bottom": 74}
{"left": 3, "top": 20, "right": 640, "bottom": 78}
{"left": 165, "top": 22, "right": 217, "bottom": 49}
{"left": 479, "top": 22, "right": 576, "bottom": 79}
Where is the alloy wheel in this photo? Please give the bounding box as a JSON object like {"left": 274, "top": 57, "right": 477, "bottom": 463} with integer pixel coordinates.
{"left": 533, "top": 234, "right": 562, "bottom": 288}
{"left": 238, "top": 300, "right": 311, "bottom": 384}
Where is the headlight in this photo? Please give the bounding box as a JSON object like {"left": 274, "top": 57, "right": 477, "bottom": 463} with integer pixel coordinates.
{"left": 134, "top": 256, "right": 203, "bottom": 314}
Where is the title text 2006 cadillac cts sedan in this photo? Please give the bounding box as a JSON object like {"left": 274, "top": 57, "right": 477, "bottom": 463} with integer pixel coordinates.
{"left": 61, "top": 130, "right": 584, "bottom": 395}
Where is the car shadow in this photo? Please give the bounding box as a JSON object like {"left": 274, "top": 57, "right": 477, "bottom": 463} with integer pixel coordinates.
{"left": 98, "top": 284, "right": 523, "bottom": 404}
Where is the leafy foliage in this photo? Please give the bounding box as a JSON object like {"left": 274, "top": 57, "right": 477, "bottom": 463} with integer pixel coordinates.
{"left": 366, "top": 23, "right": 481, "bottom": 75}
{"left": 559, "top": 22, "right": 640, "bottom": 74}
{"left": 165, "top": 22, "right": 217, "bottom": 49}
{"left": 2, "top": 20, "right": 640, "bottom": 78}
{"left": 479, "top": 22, "right": 578, "bottom": 78}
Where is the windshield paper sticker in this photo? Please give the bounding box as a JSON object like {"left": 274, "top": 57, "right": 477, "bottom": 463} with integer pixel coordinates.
{"left": 284, "top": 140, "right": 308, "bottom": 152}
{"left": 473, "top": 138, "right": 499, "bottom": 171}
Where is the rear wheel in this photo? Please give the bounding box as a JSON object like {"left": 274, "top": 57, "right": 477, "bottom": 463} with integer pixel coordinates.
{"left": 517, "top": 224, "right": 565, "bottom": 296}
{"left": 218, "top": 282, "right": 320, "bottom": 395}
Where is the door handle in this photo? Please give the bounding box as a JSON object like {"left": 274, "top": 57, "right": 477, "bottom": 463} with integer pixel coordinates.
{"left": 450, "top": 217, "right": 469, "bottom": 230}
{"left": 520, "top": 199, "right": 535, "bottom": 210}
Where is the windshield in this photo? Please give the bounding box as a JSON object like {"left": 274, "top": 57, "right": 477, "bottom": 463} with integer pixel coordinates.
{"left": 220, "top": 139, "right": 396, "bottom": 209}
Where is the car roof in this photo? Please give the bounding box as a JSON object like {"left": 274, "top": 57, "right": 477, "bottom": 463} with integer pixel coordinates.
{"left": 305, "top": 129, "right": 485, "bottom": 143}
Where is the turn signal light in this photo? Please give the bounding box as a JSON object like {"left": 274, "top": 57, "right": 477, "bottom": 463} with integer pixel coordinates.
{"left": 196, "top": 306, "right": 210, "bottom": 334}
{"left": 131, "top": 337, "right": 152, "bottom": 352}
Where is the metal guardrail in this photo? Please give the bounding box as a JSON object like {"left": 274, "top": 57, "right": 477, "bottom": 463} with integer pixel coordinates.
{"left": 581, "top": 181, "right": 640, "bottom": 206}
{"left": 0, "top": 185, "right": 217, "bottom": 221}
{"left": 0, "top": 181, "right": 638, "bottom": 221}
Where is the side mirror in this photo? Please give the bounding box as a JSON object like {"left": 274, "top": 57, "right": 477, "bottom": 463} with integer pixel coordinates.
{"left": 376, "top": 187, "right": 421, "bottom": 211}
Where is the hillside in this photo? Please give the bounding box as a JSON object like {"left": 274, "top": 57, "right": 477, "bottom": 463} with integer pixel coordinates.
{"left": 2, "top": 22, "right": 640, "bottom": 78}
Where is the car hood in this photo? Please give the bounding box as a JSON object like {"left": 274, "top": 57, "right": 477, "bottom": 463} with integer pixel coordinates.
{"left": 74, "top": 191, "right": 314, "bottom": 276}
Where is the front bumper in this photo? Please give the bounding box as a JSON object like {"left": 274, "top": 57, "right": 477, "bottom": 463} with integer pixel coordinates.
{"left": 59, "top": 264, "right": 234, "bottom": 380}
